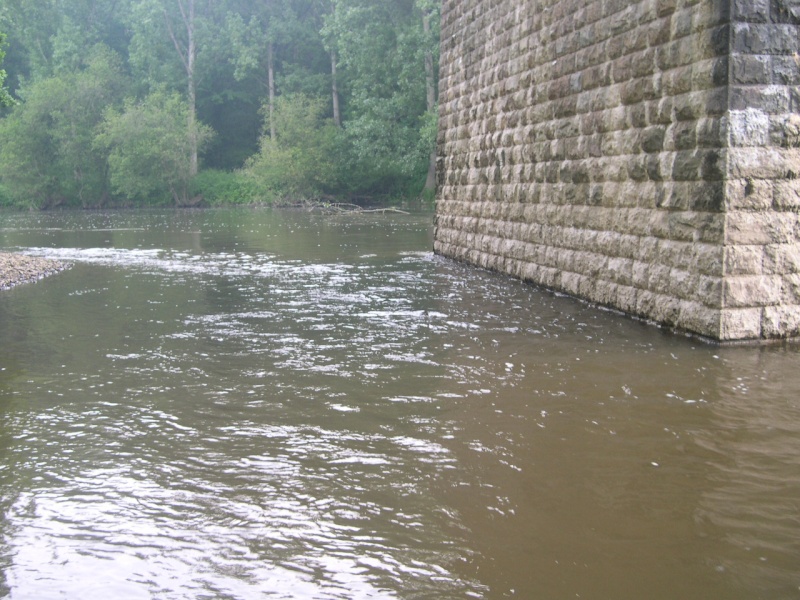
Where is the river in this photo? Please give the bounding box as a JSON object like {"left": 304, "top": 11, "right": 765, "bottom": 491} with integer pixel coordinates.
{"left": 0, "top": 208, "right": 799, "bottom": 599}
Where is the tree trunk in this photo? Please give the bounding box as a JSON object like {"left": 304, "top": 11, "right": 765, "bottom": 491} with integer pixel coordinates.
{"left": 268, "top": 41, "right": 276, "bottom": 140}
{"left": 187, "top": 5, "right": 197, "bottom": 177}
{"left": 423, "top": 150, "right": 437, "bottom": 194}
{"left": 165, "top": 0, "right": 199, "bottom": 178}
{"left": 331, "top": 49, "right": 341, "bottom": 127}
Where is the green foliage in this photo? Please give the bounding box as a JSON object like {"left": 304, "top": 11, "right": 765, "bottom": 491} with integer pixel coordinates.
{"left": 190, "top": 169, "right": 257, "bottom": 205}
{"left": 0, "top": 0, "right": 58, "bottom": 81}
{"left": 0, "top": 85, "right": 59, "bottom": 207}
{"left": 0, "top": 0, "right": 132, "bottom": 84}
{"left": 227, "top": 1, "right": 329, "bottom": 97}
{"left": 0, "top": 32, "right": 13, "bottom": 107}
{"left": 243, "top": 93, "right": 338, "bottom": 201}
{"left": 200, "top": 93, "right": 260, "bottom": 170}
{"left": 0, "top": 45, "right": 129, "bottom": 208}
{"left": 125, "top": 0, "right": 186, "bottom": 95}
{"left": 322, "top": 0, "right": 440, "bottom": 196}
{"left": 0, "top": 0, "right": 441, "bottom": 208}
{"left": 95, "top": 90, "right": 214, "bottom": 206}
{"left": 0, "top": 181, "right": 15, "bottom": 208}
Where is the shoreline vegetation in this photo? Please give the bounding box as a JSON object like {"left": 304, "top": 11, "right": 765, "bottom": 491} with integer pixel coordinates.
{"left": 0, "top": 252, "right": 70, "bottom": 291}
{"left": 0, "top": 2, "right": 441, "bottom": 213}
{"left": 0, "top": 196, "right": 426, "bottom": 213}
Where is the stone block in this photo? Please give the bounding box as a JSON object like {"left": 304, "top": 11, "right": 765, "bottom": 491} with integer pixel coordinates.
{"left": 723, "top": 275, "right": 783, "bottom": 307}
{"left": 731, "top": 23, "right": 798, "bottom": 55}
{"left": 669, "top": 268, "right": 703, "bottom": 301}
{"left": 782, "top": 273, "right": 800, "bottom": 303}
{"left": 728, "top": 178, "right": 773, "bottom": 210}
{"left": 764, "top": 244, "right": 800, "bottom": 274}
{"left": 638, "top": 236, "right": 660, "bottom": 262}
{"left": 693, "top": 244, "right": 725, "bottom": 276}
{"left": 772, "top": 56, "right": 800, "bottom": 85}
{"left": 652, "top": 295, "right": 682, "bottom": 327}
{"left": 669, "top": 122, "right": 699, "bottom": 151}
{"left": 761, "top": 305, "right": 800, "bottom": 338}
{"left": 647, "top": 263, "right": 673, "bottom": 293}
{"left": 725, "top": 245, "right": 765, "bottom": 275}
{"left": 679, "top": 303, "right": 721, "bottom": 338}
{"left": 728, "top": 108, "right": 771, "bottom": 146}
{"left": 607, "top": 256, "right": 634, "bottom": 285}
{"left": 773, "top": 180, "right": 800, "bottom": 209}
{"left": 726, "top": 211, "right": 797, "bottom": 245}
{"left": 775, "top": 113, "right": 800, "bottom": 148}
{"left": 719, "top": 308, "right": 763, "bottom": 340}
{"left": 698, "top": 274, "right": 725, "bottom": 306}
{"left": 671, "top": 151, "right": 702, "bottom": 181}
{"left": 632, "top": 260, "right": 651, "bottom": 286}
{"left": 732, "top": 0, "right": 770, "bottom": 22}
{"left": 732, "top": 55, "right": 772, "bottom": 84}
{"left": 729, "top": 85, "right": 791, "bottom": 114}
{"left": 656, "top": 0, "right": 677, "bottom": 17}
{"left": 728, "top": 147, "right": 796, "bottom": 180}
{"left": 673, "top": 92, "right": 706, "bottom": 121}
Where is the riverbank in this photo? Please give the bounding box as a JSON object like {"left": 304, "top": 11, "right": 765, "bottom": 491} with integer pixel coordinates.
{"left": 0, "top": 252, "right": 70, "bottom": 290}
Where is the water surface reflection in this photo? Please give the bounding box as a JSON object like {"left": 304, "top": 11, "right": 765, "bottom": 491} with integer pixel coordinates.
{"left": 0, "top": 209, "right": 799, "bottom": 599}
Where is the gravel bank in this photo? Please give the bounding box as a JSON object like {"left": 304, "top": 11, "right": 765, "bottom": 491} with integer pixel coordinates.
{"left": 0, "top": 252, "right": 70, "bottom": 290}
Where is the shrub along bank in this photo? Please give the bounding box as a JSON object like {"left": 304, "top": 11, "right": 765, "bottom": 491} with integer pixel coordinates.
{"left": 0, "top": 0, "right": 440, "bottom": 210}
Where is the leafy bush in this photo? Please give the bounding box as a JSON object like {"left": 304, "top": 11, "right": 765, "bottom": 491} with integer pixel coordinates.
{"left": 190, "top": 169, "right": 258, "bottom": 205}
{"left": 0, "top": 182, "right": 17, "bottom": 208}
{"left": 243, "top": 93, "right": 338, "bottom": 202}
{"left": 95, "top": 91, "right": 214, "bottom": 206}
{"left": 0, "top": 46, "right": 129, "bottom": 209}
{"left": 0, "top": 32, "right": 13, "bottom": 108}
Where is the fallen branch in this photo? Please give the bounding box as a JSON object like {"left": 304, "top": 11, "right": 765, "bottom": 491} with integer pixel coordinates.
{"left": 358, "top": 207, "right": 410, "bottom": 214}
{"left": 288, "top": 199, "right": 410, "bottom": 215}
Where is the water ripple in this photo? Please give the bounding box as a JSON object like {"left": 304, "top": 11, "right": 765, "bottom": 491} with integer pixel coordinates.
{"left": 3, "top": 211, "right": 800, "bottom": 599}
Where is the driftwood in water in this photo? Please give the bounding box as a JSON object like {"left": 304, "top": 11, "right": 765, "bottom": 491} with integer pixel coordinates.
{"left": 285, "top": 199, "right": 410, "bottom": 215}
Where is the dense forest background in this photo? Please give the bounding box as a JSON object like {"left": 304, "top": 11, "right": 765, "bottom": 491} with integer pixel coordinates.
{"left": 0, "top": 0, "right": 440, "bottom": 209}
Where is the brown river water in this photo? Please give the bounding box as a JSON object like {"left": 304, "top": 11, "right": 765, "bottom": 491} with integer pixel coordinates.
{"left": 0, "top": 209, "right": 799, "bottom": 599}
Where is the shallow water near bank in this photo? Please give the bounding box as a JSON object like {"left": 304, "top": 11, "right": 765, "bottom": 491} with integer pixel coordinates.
{"left": 1, "top": 208, "right": 799, "bottom": 599}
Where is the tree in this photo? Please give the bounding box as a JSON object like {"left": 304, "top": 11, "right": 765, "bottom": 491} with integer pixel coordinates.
{"left": 53, "top": 46, "right": 131, "bottom": 206}
{"left": 243, "top": 92, "right": 337, "bottom": 201}
{"left": 0, "top": 82, "right": 60, "bottom": 206}
{"left": 0, "top": 0, "right": 60, "bottom": 81}
{"left": 303, "top": 0, "right": 342, "bottom": 127}
{"left": 227, "top": 0, "right": 320, "bottom": 140}
{"left": 0, "top": 45, "right": 129, "bottom": 208}
{"left": 322, "top": 0, "right": 438, "bottom": 196}
{"left": 162, "top": 0, "right": 200, "bottom": 175}
{"left": 95, "top": 90, "right": 214, "bottom": 205}
{"left": 127, "top": 0, "right": 225, "bottom": 175}
{"left": 419, "top": 0, "right": 439, "bottom": 194}
{"left": 0, "top": 0, "right": 442, "bottom": 207}
{"left": 0, "top": 0, "right": 131, "bottom": 83}
{"left": 0, "top": 33, "right": 13, "bottom": 107}
{"left": 226, "top": 7, "right": 278, "bottom": 140}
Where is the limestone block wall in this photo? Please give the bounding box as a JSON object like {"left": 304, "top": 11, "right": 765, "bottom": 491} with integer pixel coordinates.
{"left": 434, "top": 0, "right": 800, "bottom": 341}
{"left": 724, "top": 0, "right": 800, "bottom": 338}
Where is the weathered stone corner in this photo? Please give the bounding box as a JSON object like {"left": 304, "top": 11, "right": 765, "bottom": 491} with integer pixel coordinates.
{"left": 435, "top": 0, "right": 800, "bottom": 342}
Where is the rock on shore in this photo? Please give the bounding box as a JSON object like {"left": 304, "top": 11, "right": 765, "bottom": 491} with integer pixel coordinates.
{"left": 0, "top": 252, "right": 70, "bottom": 290}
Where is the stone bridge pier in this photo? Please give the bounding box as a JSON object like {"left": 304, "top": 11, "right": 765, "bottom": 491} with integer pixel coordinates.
{"left": 434, "top": 0, "right": 800, "bottom": 341}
